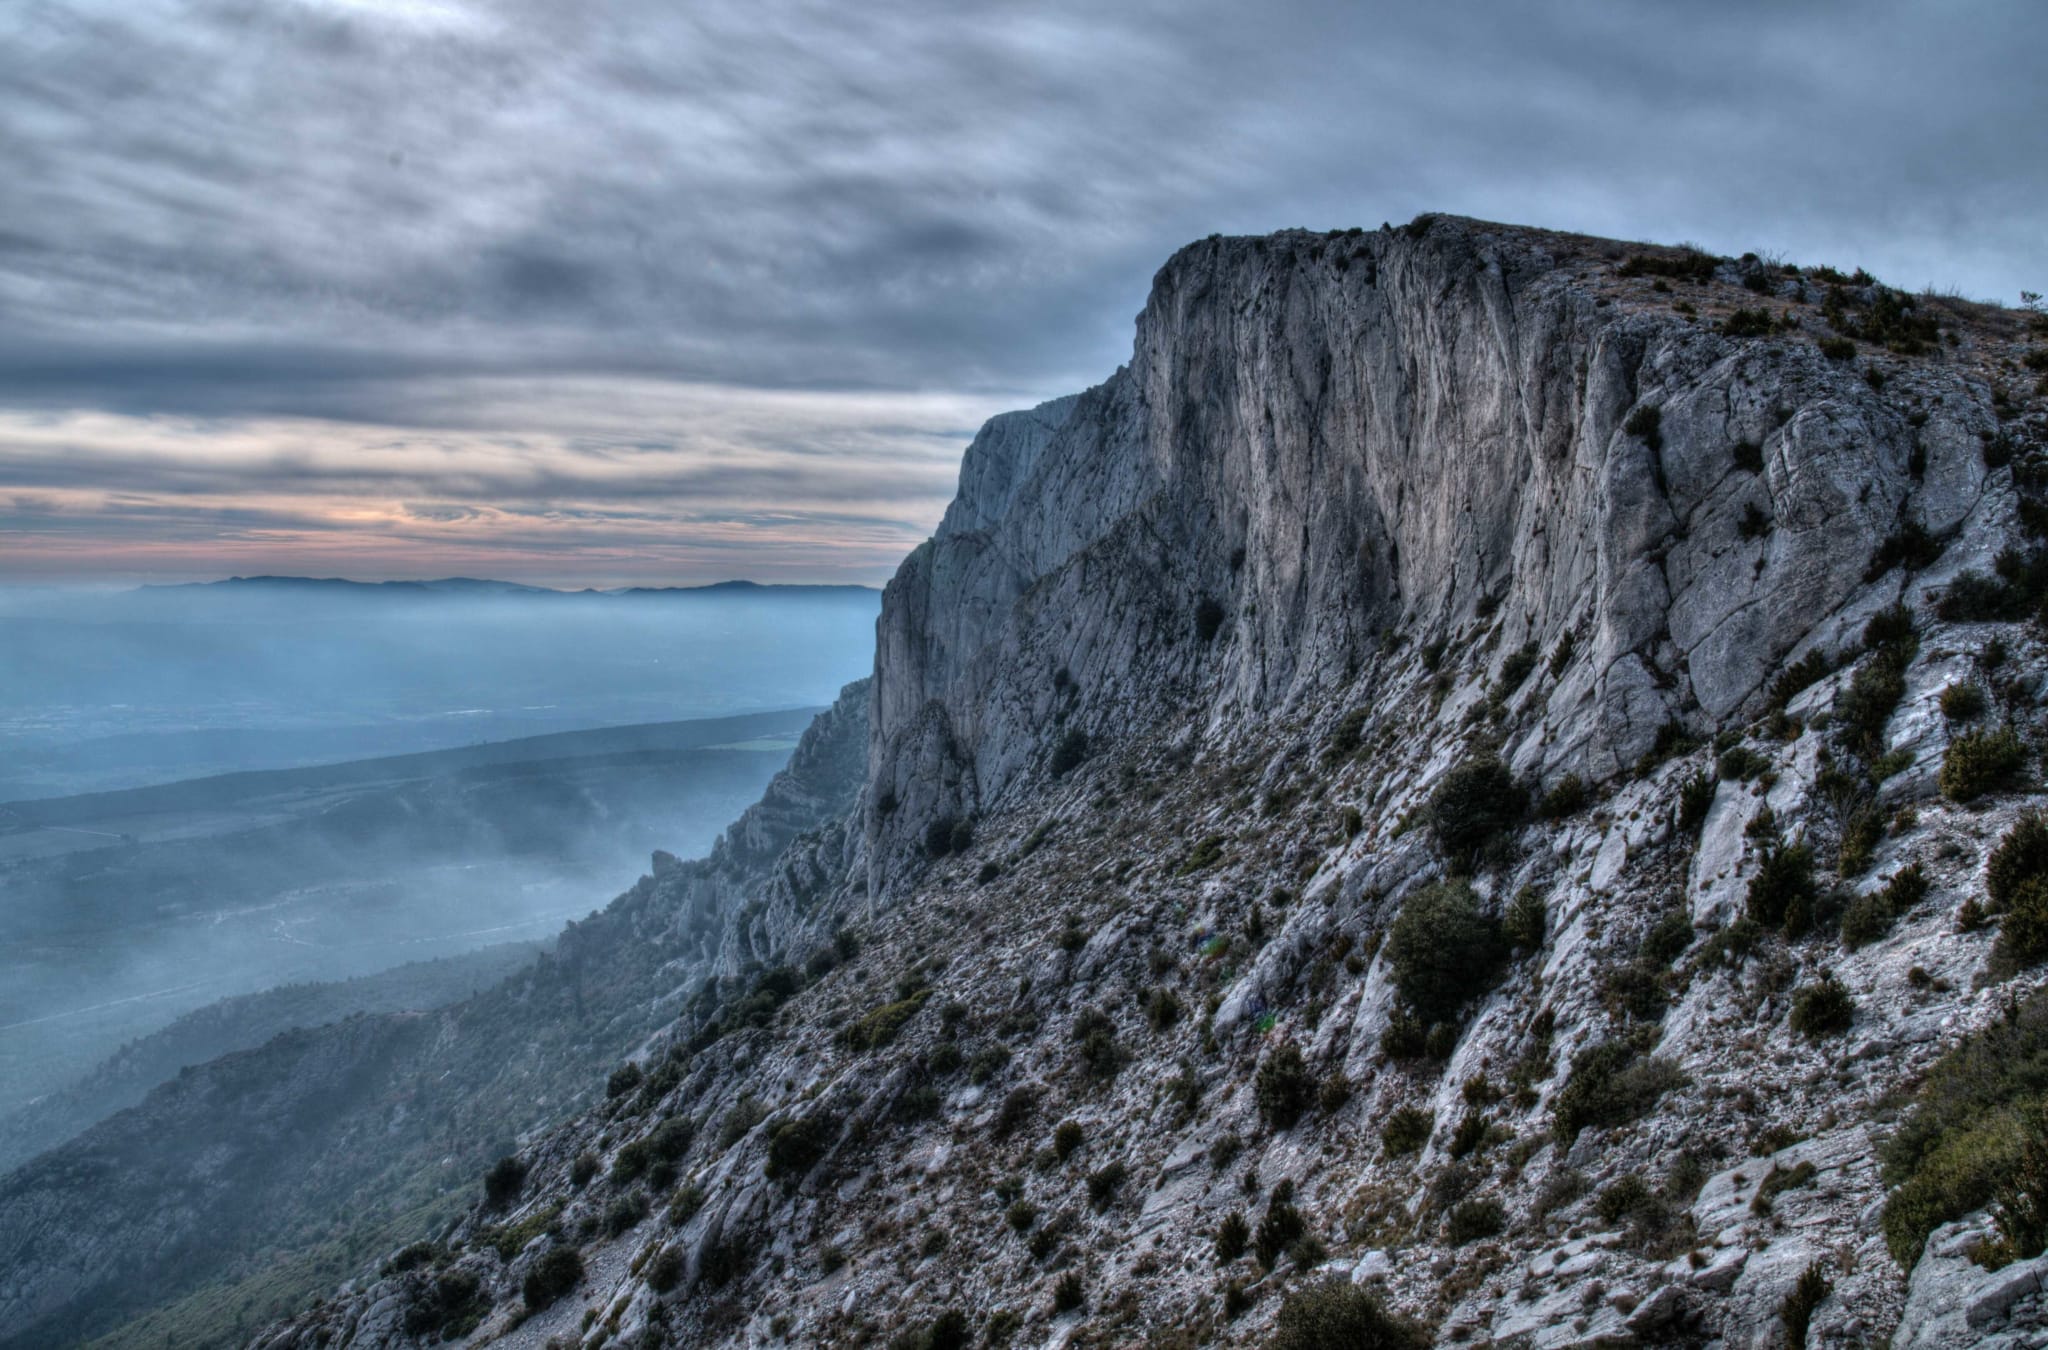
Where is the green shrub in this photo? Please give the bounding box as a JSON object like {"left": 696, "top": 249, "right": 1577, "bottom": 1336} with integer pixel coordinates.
{"left": 1836, "top": 647, "right": 1913, "bottom": 758}
{"left": 764, "top": 1113, "right": 836, "bottom": 1180}
{"left": 894, "top": 1309, "right": 973, "bottom": 1350}
{"left": 1503, "top": 886, "right": 1547, "bottom": 952}
{"left": 844, "top": 989, "right": 931, "bottom": 1051}
{"left": 1779, "top": 1262, "right": 1832, "bottom": 1345}
{"left": 1073, "top": 1007, "right": 1126, "bottom": 1080}
{"left": 569, "top": 1152, "right": 598, "bottom": 1187}
{"left": 1990, "top": 816, "right": 2048, "bottom": 912}
{"left": 1385, "top": 879, "right": 1508, "bottom": 1022}
{"left": 1865, "top": 522, "right": 1943, "bottom": 580}
{"left": 1789, "top": 974, "right": 1855, "bottom": 1038}
{"left": 1268, "top": 1279, "right": 1430, "bottom": 1350}
{"left": 1380, "top": 1105, "right": 1433, "bottom": 1158}
{"left": 1721, "top": 307, "right": 1774, "bottom": 337}
{"left": 1215, "top": 1210, "right": 1249, "bottom": 1263}
{"left": 1552, "top": 1042, "right": 1686, "bottom": 1143}
{"left": 1051, "top": 1271, "right": 1085, "bottom": 1314}
{"left": 1325, "top": 708, "right": 1370, "bottom": 762}
{"left": 1499, "top": 642, "right": 1540, "bottom": 692}
{"left": 1050, "top": 728, "right": 1088, "bottom": 776}
{"left": 1942, "top": 726, "right": 2028, "bottom": 802}
{"left": 1770, "top": 648, "right": 1836, "bottom": 709}
{"left": 1595, "top": 1174, "right": 1654, "bottom": 1226}
{"left": 1640, "top": 910, "right": 1694, "bottom": 966}
{"left": 1447, "top": 1110, "right": 1488, "bottom": 1158}
{"left": 603, "top": 1191, "right": 648, "bottom": 1236}
{"left": 1746, "top": 841, "right": 1817, "bottom": 933}
{"left": 1181, "top": 833, "right": 1228, "bottom": 873}
{"left": 1993, "top": 878, "right": 2048, "bottom": 975}
{"left": 1941, "top": 683, "right": 1988, "bottom": 722}
{"left": 522, "top": 1246, "right": 583, "bottom": 1311}
{"left": 1444, "top": 1196, "right": 1505, "bottom": 1245}
{"left": 666, "top": 1184, "right": 705, "bottom": 1226}
{"left": 1255, "top": 1043, "right": 1318, "bottom": 1129}
{"left": 1718, "top": 744, "right": 1770, "bottom": 781}
{"left": 1537, "top": 774, "right": 1587, "bottom": 820}
{"left": 1253, "top": 1197, "right": 1306, "bottom": 1267}
{"left": 1086, "top": 1160, "right": 1128, "bottom": 1209}
{"left": 1677, "top": 771, "right": 1718, "bottom": 835}
{"left": 1841, "top": 863, "right": 1927, "bottom": 949}
{"left": 1429, "top": 755, "right": 1526, "bottom": 863}
{"left": 1819, "top": 336, "right": 1856, "bottom": 360}
{"left": 1052, "top": 1119, "right": 1084, "bottom": 1160}
{"left": 607, "top": 1062, "right": 643, "bottom": 1099}
{"left": 1379, "top": 1010, "right": 1428, "bottom": 1060}
{"left": 482, "top": 1155, "right": 527, "bottom": 1210}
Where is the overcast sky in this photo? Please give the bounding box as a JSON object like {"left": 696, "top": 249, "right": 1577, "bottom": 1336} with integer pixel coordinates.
{"left": 2, "top": 0, "right": 2042, "bottom": 585}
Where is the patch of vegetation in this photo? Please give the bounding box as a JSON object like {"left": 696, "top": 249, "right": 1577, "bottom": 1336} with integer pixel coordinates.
{"left": 1677, "top": 771, "right": 1718, "bottom": 836}
{"left": 1746, "top": 840, "right": 1818, "bottom": 935}
{"left": 1445, "top": 1196, "right": 1506, "bottom": 1245}
{"left": 1536, "top": 774, "right": 1587, "bottom": 820}
{"left": 1181, "top": 833, "right": 1229, "bottom": 874}
{"left": 521, "top": 1246, "right": 583, "bottom": 1311}
{"left": 1073, "top": 1007, "right": 1127, "bottom": 1080}
{"left": 1840, "top": 863, "right": 1927, "bottom": 949}
{"left": 844, "top": 988, "right": 932, "bottom": 1052}
{"left": 1941, "top": 725, "right": 2028, "bottom": 802}
{"left": 1551, "top": 1041, "right": 1686, "bottom": 1143}
{"left": 1499, "top": 642, "right": 1540, "bottom": 692}
{"left": 1051, "top": 1270, "right": 1085, "bottom": 1314}
{"left": 1380, "top": 1105, "right": 1434, "bottom": 1158}
{"left": 1941, "top": 682, "right": 1988, "bottom": 722}
{"left": 1215, "top": 1209, "right": 1249, "bottom": 1263}
{"left": 1779, "top": 1261, "right": 1832, "bottom": 1346}
{"left": 1053, "top": 1118, "right": 1085, "bottom": 1160}
{"left": 1721, "top": 307, "right": 1774, "bottom": 337}
{"left": 1865, "top": 521, "right": 1943, "bottom": 580}
{"left": 1770, "top": 648, "right": 1837, "bottom": 710}
{"left": 1255, "top": 1043, "right": 1318, "bottom": 1129}
{"left": 1252, "top": 1194, "right": 1306, "bottom": 1267}
{"left": 1789, "top": 973, "right": 1855, "bottom": 1038}
{"left": 1429, "top": 754, "right": 1526, "bottom": 865}
{"left": 1194, "top": 596, "right": 1227, "bottom": 643}
{"left": 1503, "top": 886, "right": 1547, "bottom": 952}
{"left": 482, "top": 1155, "right": 527, "bottom": 1210}
{"left": 1750, "top": 1160, "right": 1819, "bottom": 1217}
{"left": 764, "top": 1112, "right": 837, "bottom": 1181}
{"left": 1882, "top": 986, "right": 2048, "bottom": 1264}
{"left": 1267, "top": 1279, "right": 1429, "bottom": 1350}
{"left": 1619, "top": 250, "right": 1720, "bottom": 283}
{"left": 1384, "top": 879, "right": 1509, "bottom": 1023}
{"left": 1049, "top": 727, "right": 1088, "bottom": 777}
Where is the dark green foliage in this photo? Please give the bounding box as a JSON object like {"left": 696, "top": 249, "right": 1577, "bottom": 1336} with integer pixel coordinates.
{"left": 1624, "top": 404, "right": 1663, "bottom": 452}
{"left": 1267, "top": 1279, "right": 1430, "bottom": 1350}
{"left": 1325, "top": 707, "right": 1370, "bottom": 763}
{"left": 1385, "top": 880, "right": 1508, "bottom": 1022}
{"left": 1677, "top": 771, "right": 1718, "bottom": 836}
{"left": 1882, "top": 986, "right": 2048, "bottom": 1264}
{"left": 482, "top": 1155, "right": 526, "bottom": 1210}
{"left": 717, "top": 1095, "right": 767, "bottom": 1149}
{"left": 1865, "top": 522, "right": 1942, "bottom": 580}
{"left": 893, "top": 1309, "right": 973, "bottom": 1350}
{"left": 1941, "top": 683, "right": 1988, "bottom": 722}
{"left": 1255, "top": 1043, "right": 1317, "bottom": 1129}
{"left": 923, "top": 814, "right": 959, "bottom": 856}
{"left": 1445, "top": 1197, "right": 1505, "bottom": 1245}
{"left": 1987, "top": 1100, "right": 2048, "bottom": 1268}
{"left": 1941, "top": 726, "right": 2028, "bottom": 802}
{"left": 1215, "top": 1210, "right": 1249, "bottom": 1262}
{"left": 1993, "top": 878, "right": 2048, "bottom": 975}
{"left": 763, "top": 1112, "right": 836, "bottom": 1180}
{"left": 1380, "top": 1105, "right": 1433, "bottom": 1157}
{"left": 968, "top": 1045, "right": 1012, "bottom": 1086}
{"left": 1050, "top": 728, "right": 1088, "bottom": 777}
{"left": 1339, "top": 805, "right": 1364, "bottom": 839}
{"left": 1721, "top": 307, "right": 1774, "bottom": 337}
{"left": 1503, "top": 886, "right": 1547, "bottom": 952}
{"left": 993, "top": 1087, "right": 1036, "bottom": 1136}
{"left": 1005, "top": 1198, "right": 1038, "bottom": 1233}
{"left": 1641, "top": 910, "right": 1694, "bottom": 966}
{"left": 1253, "top": 1197, "right": 1305, "bottom": 1267}
{"left": 1789, "top": 974, "right": 1856, "bottom": 1038}
{"left": 1733, "top": 439, "right": 1765, "bottom": 472}
{"left": 844, "top": 989, "right": 931, "bottom": 1052}
{"left": 1429, "top": 755, "right": 1526, "bottom": 864}
{"left": 1618, "top": 250, "right": 1720, "bottom": 283}
{"left": 1747, "top": 841, "right": 1818, "bottom": 934}
{"left": 1378, "top": 1010, "right": 1428, "bottom": 1060}
{"left": 1447, "top": 1110, "right": 1488, "bottom": 1158}
{"left": 1770, "top": 648, "right": 1837, "bottom": 710}
{"left": 403, "top": 1268, "right": 490, "bottom": 1341}
{"left": 666, "top": 1184, "right": 705, "bottom": 1225}
{"left": 1549, "top": 631, "right": 1576, "bottom": 677}
{"left": 1552, "top": 1042, "right": 1686, "bottom": 1142}
{"left": 607, "top": 1062, "right": 643, "bottom": 1099}
{"left": 1051, "top": 1271, "right": 1084, "bottom": 1314}
{"left": 1780, "top": 1262, "right": 1832, "bottom": 1346}
{"left": 603, "top": 1191, "right": 648, "bottom": 1237}
{"left": 1739, "top": 502, "right": 1772, "bottom": 540}
{"left": 1537, "top": 774, "right": 1587, "bottom": 820}
{"left": 1074, "top": 1007, "right": 1126, "bottom": 1080}
{"left": 1086, "top": 1160, "right": 1128, "bottom": 1209}
{"left": 1717, "top": 744, "right": 1770, "bottom": 781}
{"left": 1194, "top": 596, "right": 1227, "bottom": 643}
{"left": 1181, "top": 833, "right": 1228, "bottom": 873}
{"left": 1595, "top": 1174, "right": 1654, "bottom": 1226}
{"left": 1499, "top": 642, "right": 1540, "bottom": 691}
{"left": 1750, "top": 1161, "right": 1819, "bottom": 1217}
{"left": 1819, "top": 335, "right": 1857, "bottom": 360}
{"left": 521, "top": 1246, "right": 583, "bottom": 1310}
{"left": 1052, "top": 1118, "right": 1084, "bottom": 1160}
{"left": 1602, "top": 957, "right": 1670, "bottom": 1022}
{"left": 1840, "top": 863, "right": 1927, "bottom": 949}
{"left": 1991, "top": 814, "right": 2048, "bottom": 911}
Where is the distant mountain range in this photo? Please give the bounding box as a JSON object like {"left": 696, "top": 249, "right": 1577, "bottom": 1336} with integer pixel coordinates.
{"left": 137, "top": 575, "right": 880, "bottom": 597}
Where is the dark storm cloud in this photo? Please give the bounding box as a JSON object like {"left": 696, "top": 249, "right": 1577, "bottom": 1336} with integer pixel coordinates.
{"left": 0, "top": 0, "right": 2043, "bottom": 580}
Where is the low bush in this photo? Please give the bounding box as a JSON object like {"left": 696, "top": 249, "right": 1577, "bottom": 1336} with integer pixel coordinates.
{"left": 1624, "top": 404, "right": 1664, "bottom": 452}
{"left": 1780, "top": 1262, "right": 1832, "bottom": 1346}
{"left": 1380, "top": 1105, "right": 1434, "bottom": 1157}
{"left": 1746, "top": 841, "right": 1818, "bottom": 934}
{"left": 1503, "top": 886, "right": 1547, "bottom": 952}
{"left": 1840, "top": 863, "right": 1927, "bottom": 949}
{"left": 482, "top": 1155, "right": 527, "bottom": 1210}
{"left": 1536, "top": 774, "right": 1587, "bottom": 820}
{"left": 1384, "top": 879, "right": 1509, "bottom": 1022}
{"left": 1993, "top": 878, "right": 2048, "bottom": 975}
{"left": 1215, "top": 1210, "right": 1249, "bottom": 1263}
{"left": 1086, "top": 1160, "right": 1128, "bottom": 1209}
{"left": 1255, "top": 1043, "right": 1318, "bottom": 1129}
{"left": 1992, "top": 814, "right": 2048, "bottom": 910}
{"left": 1445, "top": 1196, "right": 1506, "bottom": 1245}
{"left": 1253, "top": 1196, "right": 1306, "bottom": 1267}
{"left": 1499, "top": 642, "right": 1540, "bottom": 691}
{"left": 522, "top": 1246, "right": 583, "bottom": 1311}
{"left": 763, "top": 1112, "right": 836, "bottom": 1180}
{"left": 1552, "top": 1042, "right": 1686, "bottom": 1143}
{"left": 1052, "top": 1119, "right": 1085, "bottom": 1160}
{"left": 1429, "top": 755, "right": 1526, "bottom": 865}
{"left": 1050, "top": 728, "right": 1088, "bottom": 777}
{"left": 844, "top": 989, "right": 931, "bottom": 1052}
{"left": 1942, "top": 726, "right": 2028, "bottom": 802}
{"left": 1789, "top": 973, "right": 1856, "bottom": 1038}
{"left": 1941, "top": 683, "right": 1988, "bottom": 722}
{"left": 1677, "top": 771, "right": 1718, "bottom": 835}
{"left": 1051, "top": 1271, "right": 1085, "bottom": 1314}
{"left": 1268, "top": 1279, "right": 1430, "bottom": 1350}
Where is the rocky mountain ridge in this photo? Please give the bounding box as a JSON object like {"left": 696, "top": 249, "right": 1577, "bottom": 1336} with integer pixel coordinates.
{"left": 36, "top": 213, "right": 2048, "bottom": 1349}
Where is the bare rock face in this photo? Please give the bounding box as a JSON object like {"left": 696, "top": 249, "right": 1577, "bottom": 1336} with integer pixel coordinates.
{"left": 867, "top": 217, "right": 2001, "bottom": 892}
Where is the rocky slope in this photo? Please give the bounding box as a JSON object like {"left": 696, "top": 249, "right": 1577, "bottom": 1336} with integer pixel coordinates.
{"left": 226, "top": 217, "right": 2048, "bottom": 1348}
{"left": 0, "top": 686, "right": 869, "bottom": 1350}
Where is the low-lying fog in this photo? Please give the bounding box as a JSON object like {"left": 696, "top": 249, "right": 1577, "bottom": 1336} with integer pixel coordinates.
{"left": 0, "top": 578, "right": 877, "bottom": 1124}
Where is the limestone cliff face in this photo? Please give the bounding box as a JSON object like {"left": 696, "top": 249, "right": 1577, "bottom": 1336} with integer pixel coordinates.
{"left": 868, "top": 217, "right": 2001, "bottom": 890}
